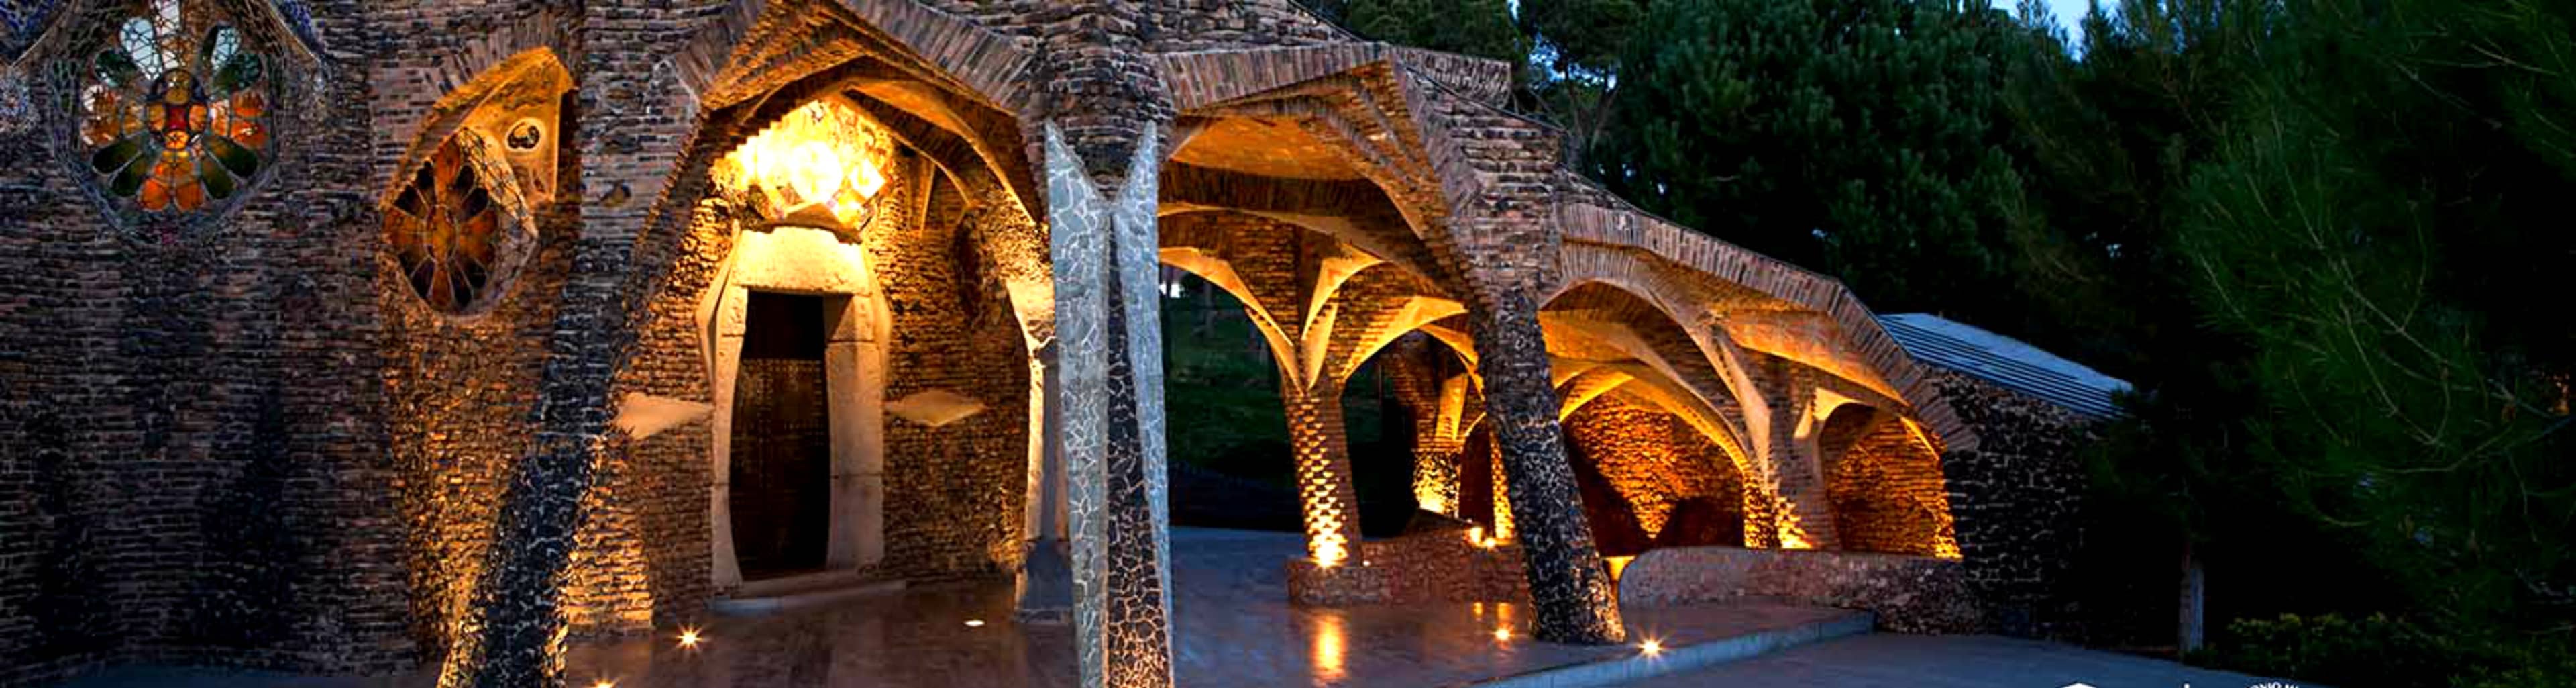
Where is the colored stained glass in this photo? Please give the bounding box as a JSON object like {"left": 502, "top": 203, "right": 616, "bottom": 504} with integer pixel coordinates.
{"left": 387, "top": 134, "right": 514, "bottom": 313}
{"left": 81, "top": 0, "right": 268, "bottom": 215}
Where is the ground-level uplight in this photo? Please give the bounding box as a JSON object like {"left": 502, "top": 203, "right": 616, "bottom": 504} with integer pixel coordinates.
{"left": 965, "top": 619, "right": 986, "bottom": 628}
{"left": 1640, "top": 638, "right": 1664, "bottom": 656}
{"left": 677, "top": 627, "right": 703, "bottom": 649}
{"left": 1493, "top": 627, "right": 1511, "bottom": 641}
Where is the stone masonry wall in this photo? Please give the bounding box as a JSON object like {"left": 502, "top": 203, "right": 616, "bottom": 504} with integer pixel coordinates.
{"left": 0, "top": 0, "right": 415, "bottom": 684}
{"left": 865, "top": 157, "right": 1033, "bottom": 583}
{"left": 1933, "top": 369, "right": 2098, "bottom": 639}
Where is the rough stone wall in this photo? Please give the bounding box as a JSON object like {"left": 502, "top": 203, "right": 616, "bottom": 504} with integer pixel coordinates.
{"left": 867, "top": 159, "right": 1033, "bottom": 583}
{"left": 1285, "top": 528, "right": 1531, "bottom": 605}
{"left": 0, "top": 0, "right": 414, "bottom": 683}
{"left": 594, "top": 203, "right": 729, "bottom": 634}
{"left": 1827, "top": 417, "right": 1956, "bottom": 558}
{"left": 1142, "top": 0, "right": 1348, "bottom": 52}
{"left": 380, "top": 195, "right": 575, "bottom": 652}
{"left": 1619, "top": 545, "right": 1980, "bottom": 634}
{"left": 1933, "top": 369, "right": 2096, "bottom": 639}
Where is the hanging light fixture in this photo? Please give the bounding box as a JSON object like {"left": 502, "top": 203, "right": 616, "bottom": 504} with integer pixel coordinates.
{"left": 714, "top": 97, "right": 894, "bottom": 234}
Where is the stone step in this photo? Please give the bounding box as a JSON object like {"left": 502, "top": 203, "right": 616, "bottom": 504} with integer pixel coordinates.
{"left": 711, "top": 573, "right": 908, "bottom": 617}
{"left": 1452, "top": 610, "right": 1875, "bottom": 688}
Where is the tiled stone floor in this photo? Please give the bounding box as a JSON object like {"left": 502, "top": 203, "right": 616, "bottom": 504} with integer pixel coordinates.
{"left": 1613, "top": 633, "right": 2300, "bottom": 688}
{"left": 48, "top": 528, "right": 1866, "bottom": 688}
{"left": 559, "top": 528, "right": 1858, "bottom": 687}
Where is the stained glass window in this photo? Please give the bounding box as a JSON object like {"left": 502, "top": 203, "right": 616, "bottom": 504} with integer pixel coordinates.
{"left": 387, "top": 133, "right": 518, "bottom": 313}
{"left": 80, "top": 0, "right": 268, "bottom": 214}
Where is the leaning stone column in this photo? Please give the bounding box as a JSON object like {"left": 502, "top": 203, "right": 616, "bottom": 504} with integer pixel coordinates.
{"left": 1468, "top": 291, "right": 1627, "bottom": 644}
{"left": 436, "top": 19, "right": 694, "bottom": 687}
{"left": 1282, "top": 381, "right": 1364, "bottom": 564}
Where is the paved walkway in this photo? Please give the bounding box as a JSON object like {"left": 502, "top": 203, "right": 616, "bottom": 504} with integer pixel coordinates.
{"left": 1611, "top": 633, "right": 2297, "bottom": 688}
{"left": 46, "top": 528, "right": 2298, "bottom": 688}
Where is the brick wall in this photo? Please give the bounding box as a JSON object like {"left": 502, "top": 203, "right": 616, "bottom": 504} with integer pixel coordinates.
{"left": 1561, "top": 395, "right": 1746, "bottom": 556}
{"left": 1827, "top": 414, "right": 1958, "bottom": 558}
{"left": 0, "top": 0, "right": 415, "bottom": 683}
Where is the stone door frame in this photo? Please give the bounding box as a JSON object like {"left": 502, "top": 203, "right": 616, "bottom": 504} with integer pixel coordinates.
{"left": 698, "top": 224, "right": 892, "bottom": 591}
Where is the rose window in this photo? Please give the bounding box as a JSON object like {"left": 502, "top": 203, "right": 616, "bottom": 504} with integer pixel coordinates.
{"left": 79, "top": 0, "right": 269, "bottom": 214}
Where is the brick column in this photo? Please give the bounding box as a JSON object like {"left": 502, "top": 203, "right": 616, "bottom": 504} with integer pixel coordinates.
{"left": 1282, "top": 381, "right": 1363, "bottom": 563}
{"left": 1382, "top": 334, "right": 1463, "bottom": 516}
{"left": 1468, "top": 291, "right": 1627, "bottom": 644}
{"left": 1750, "top": 358, "right": 1839, "bottom": 550}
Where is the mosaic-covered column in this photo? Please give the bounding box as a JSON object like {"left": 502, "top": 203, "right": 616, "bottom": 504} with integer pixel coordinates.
{"left": 1283, "top": 381, "right": 1364, "bottom": 564}
{"left": 1468, "top": 291, "right": 1627, "bottom": 644}
{"left": 1044, "top": 126, "right": 1175, "bottom": 687}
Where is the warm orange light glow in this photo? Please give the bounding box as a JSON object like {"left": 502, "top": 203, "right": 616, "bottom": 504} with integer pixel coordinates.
{"left": 964, "top": 619, "right": 986, "bottom": 628}
{"left": 676, "top": 627, "right": 702, "bottom": 649}
{"left": 716, "top": 98, "right": 893, "bottom": 230}
{"left": 1466, "top": 526, "right": 1484, "bottom": 546}
{"left": 1313, "top": 613, "right": 1347, "bottom": 682}
{"left": 1313, "top": 534, "right": 1350, "bottom": 568}
{"left": 1605, "top": 555, "right": 1635, "bottom": 581}
{"left": 1640, "top": 638, "right": 1664, "bottom": 656}
{"left": 592, "top": 680, "right": 616, "bottom": 688}
{"left": 1493, "top": 627, "right": 1512, "bottom": 641}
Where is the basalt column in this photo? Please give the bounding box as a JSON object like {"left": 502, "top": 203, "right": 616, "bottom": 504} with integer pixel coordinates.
{"left": 434, "top": 9, "right": 694, "bottom": 685}
{"left": 1469, "top": 291, "right": 1627, "bottom": 644}
{"left": 1038, "top": 5, "right": 1179, "bottom": 682}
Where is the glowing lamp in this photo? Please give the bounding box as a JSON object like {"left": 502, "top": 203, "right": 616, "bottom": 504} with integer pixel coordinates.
{"left": 1640, "top": 638, "right": 1663, "bottom": 656}
{"left": 676, "top": 627, "right": 702, "bottom": 649}
{"left": 716, "top": 98, "right": 895, "bottom": 234}
{"left": 964, "top": 619, "right": 986, "bottom": 628}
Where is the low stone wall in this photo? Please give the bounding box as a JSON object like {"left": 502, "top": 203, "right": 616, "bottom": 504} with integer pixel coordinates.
{"left": 1618, "top": 546, "right": 1978, "bottom": 634}
{"left": 1285, "top": 528, "right": 1530, "bottom": 605}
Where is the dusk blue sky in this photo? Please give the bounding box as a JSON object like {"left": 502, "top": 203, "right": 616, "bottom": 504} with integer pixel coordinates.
{"left": 1996, "top": 0, "right": 2100, "bottom": 38}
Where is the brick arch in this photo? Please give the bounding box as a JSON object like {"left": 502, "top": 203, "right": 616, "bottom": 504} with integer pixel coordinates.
{"left": 1815, "top": 397, "right": 1960, "bottom": 558}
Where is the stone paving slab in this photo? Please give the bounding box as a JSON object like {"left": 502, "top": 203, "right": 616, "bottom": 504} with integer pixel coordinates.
{"left": 1607, "top": 633, "right": 2304, "bottom": 688}
{"left": 43, "top": 528, "right": 1876, "bottom": 688}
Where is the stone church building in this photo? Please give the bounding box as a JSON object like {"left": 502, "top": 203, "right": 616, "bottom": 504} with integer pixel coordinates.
{"left": 0, "top": 0, "right": 2111, "bottom": 685}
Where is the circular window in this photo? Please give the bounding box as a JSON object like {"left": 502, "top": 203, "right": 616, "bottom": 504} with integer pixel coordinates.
{"left": 504, "top": 118, "right": 543, "bottom": 152}
{"left": 78, "top": 0, "right": 271, "bottom": 216}
{"left": 385, "top": 130, "right": 532, "bottom": 315}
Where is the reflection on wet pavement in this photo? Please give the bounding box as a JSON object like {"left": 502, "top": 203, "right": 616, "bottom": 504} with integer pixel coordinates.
{"left": 564, "top": 528, "right": 1858, "bottom": 687}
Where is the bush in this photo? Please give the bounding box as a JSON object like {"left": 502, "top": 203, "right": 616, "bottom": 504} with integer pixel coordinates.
{"left": 2190, "top": 613, "right": 2576, "bottom": 688}
{"left": 2188, "top": 613, "right": 2459, "bottom": 687}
